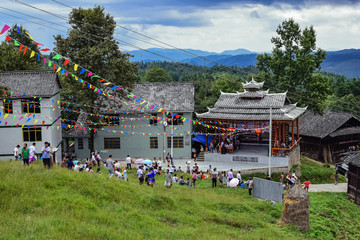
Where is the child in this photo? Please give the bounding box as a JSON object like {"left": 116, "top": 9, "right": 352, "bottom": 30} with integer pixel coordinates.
{"left": 303, "top": 179, "right": 311, "bottom": 192}
{"left": 185, "top": 178, "right": 191, "bottom": 188}
{"left": 89, "top": 166, "right": 94, "bottom": 174}
{"left": 123, "top": 167, "right": 128, "bottom": 181}
{"left": 97, "top": 168, "right": 102, "bottom": 174}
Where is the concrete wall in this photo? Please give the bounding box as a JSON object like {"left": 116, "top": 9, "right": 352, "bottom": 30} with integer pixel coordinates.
{"left": 288, "top": 145, "right": 301, "bottom": 171}
{"left": 72, "top": 112, "right": 193, "bottom": 161}
{"left": 0, "top": 95, "right": 62, "bottom": 162}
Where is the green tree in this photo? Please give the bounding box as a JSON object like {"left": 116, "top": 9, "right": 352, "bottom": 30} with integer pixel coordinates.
{"left": 325, "top": 94, "right": 360, "bottom": 117}
{"left": 0, "top": 25, "right": 40, "bottom": 71}
{"left": 142, "top": 65, "right": 172, "bottom": 82}
{"left": 256, "top": 19, "right": 330, "bottom": 112}
{"left": 54, "top": 6, "right": 138, "bottom": 152}
{"left": 211, "top": 74, "right": 243, "bottom": 97}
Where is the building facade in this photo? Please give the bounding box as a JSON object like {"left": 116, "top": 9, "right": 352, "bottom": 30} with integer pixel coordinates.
{"left": 65, "top": 82, "right": 194, "bottom": 160}
{"left": 342, "top": 151, "right": 360, "bottom": 205}
{"left": 297, "top": 111, "right": 360, "bottom": 163}
{"left": 0, "top": 71, "right": 62, "bottom": 162}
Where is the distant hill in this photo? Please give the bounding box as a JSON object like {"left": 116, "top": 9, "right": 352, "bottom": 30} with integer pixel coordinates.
{"left": 127, "top": 48, "right": 360, "bottom": 78}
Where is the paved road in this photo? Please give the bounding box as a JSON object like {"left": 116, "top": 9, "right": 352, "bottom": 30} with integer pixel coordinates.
{"left": 308, "top": 183, "right": 347, "bottom": 192}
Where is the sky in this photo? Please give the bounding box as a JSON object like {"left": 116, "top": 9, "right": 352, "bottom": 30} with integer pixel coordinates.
{"left": 0, "top": 0, "right": 360, "bottom": 54}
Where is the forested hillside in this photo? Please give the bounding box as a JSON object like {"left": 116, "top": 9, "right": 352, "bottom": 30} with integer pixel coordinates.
{"left": 138, "top": 62, "right": 360, "bottom": 117}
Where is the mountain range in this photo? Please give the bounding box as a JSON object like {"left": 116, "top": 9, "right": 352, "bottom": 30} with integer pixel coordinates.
{"left": 126, "top": 48, "right": 360, "bottom": 78}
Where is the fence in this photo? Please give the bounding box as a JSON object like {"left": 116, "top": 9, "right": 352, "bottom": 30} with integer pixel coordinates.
{"left": 253, "top": 177, "right": 283, "bottom": 202}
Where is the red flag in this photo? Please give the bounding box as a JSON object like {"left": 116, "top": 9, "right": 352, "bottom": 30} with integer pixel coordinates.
{"left": 40, "top": 48, "right": 50, "bottom": 52}
{"left": 64, "top": 59, "right": 69, "bottom": 65}
{"left": 23, "top": 46, "right": 27, "bottom": 56}
{"left": 19, "top": 44, "right": 23, "bottom": 53}
{"left": 42, "top": 121, "right": 45, "bottom": 126}
{"left": 34, "top": 41, "right": 44, "bottom": 46}
{"left": 5, "top": 36, "right": 11, "bottom": 41}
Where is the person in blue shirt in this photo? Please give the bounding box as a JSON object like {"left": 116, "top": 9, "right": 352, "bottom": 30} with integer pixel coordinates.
{"left": 41, "top": 142, "right": 51, "bottom": 169}
{"left": 147, "top": 168, "right": 155, "bottom": 187}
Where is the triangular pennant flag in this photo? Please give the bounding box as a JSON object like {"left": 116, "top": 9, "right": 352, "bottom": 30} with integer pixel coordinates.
{"left": 18, "top": 44, "right": 23, "bottom": 53}
{"left": 5, "top": 36, "right": 11, "bottom": 41}
{"left": 0, "top": 24, "right": 10, "bottom": 36}
{"left": 52, "top": 54, "right": 60, "bottom": 60}
{"left": 80, "top": 68, "right": 86, "bottom": 74}
{"left": 74, "top": 64, "right": 78, "bottom": 71}
{"left": 64, "top": 59, "right": 69, "bottom": 65}
{"left": 30, "top": 51, "right": 35, "bottom": 58}
{"left": 23, "top": 47, "right": 27, "bottom": 56}
{"left": 40, "top": 48, "right": 50, "bottom": 52}
{"left": 14, "top": 40, "right": 20, "bottom": 46}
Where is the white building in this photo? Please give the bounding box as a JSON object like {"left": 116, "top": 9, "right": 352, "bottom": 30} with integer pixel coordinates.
{"left": 0, "top": 71, "right": 62, "bottom": 162}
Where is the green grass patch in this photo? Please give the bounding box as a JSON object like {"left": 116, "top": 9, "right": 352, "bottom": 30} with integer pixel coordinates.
{"left": 0, "top": 161, "right": 359, "bottom": 239}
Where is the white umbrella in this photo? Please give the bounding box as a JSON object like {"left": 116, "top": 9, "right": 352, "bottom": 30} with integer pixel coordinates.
{"left": 229, "top": 178, "right": 239, "bottom": 188}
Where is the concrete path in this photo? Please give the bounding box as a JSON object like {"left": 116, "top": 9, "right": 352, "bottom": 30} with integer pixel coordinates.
{"left": 308, "top": 183, "right": 347, "bottom": 192}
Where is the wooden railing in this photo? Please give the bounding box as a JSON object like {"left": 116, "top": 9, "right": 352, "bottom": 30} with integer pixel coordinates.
{"left": 272, "top": 138, "right": 301, "bottom": 156}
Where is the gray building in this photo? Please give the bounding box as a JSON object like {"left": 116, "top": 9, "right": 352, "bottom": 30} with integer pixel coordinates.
{"left": 64, "top": 82, "right": 194, "bottom": 160}
{"left": 0, "top": 71, "right": 62, "bottom": 162}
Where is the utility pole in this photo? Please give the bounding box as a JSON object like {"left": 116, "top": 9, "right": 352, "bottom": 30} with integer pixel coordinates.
{"left": 171, "top": 115, "right": 174, "bottom": 159}
{"left": 162, "top": 110, "right": 166, "bottom": 163}
{"left": 268, "top": 107, "right": 272, "bottom": 177}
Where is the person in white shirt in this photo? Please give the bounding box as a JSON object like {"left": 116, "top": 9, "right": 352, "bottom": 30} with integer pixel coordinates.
{"left": 29, "top": 143, "right": 36, "bottom": 163}
{"left": 157, "top": 158, "right": 162, "bottom": 171}
{"left": 237, "top": 171, "right": 242, "bottom": 183}
{"left": 115, "top": 169, "right": 123, "bottom": 179}
{"left": 96, "top": 153, "right": 101, "bottom": 166}
{"left": 173, "top": 174, "right": 179, "bottom": 182}
{"left": 114, "top": 161, "right": 121, "bottom": 169}
{"left": 137, "top": 166, "right": 144, "bottom": 185}
{"left": 13, "top": 145, "right": 20, "bottom": 161}
{"left": 126, "top": 155, "right": 132, "bottom": 169}
{"left": 74, "top": 162, "right": 81, "bottom": 172}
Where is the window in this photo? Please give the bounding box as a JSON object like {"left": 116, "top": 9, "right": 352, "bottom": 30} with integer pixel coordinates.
{"left": 104, "top": 138, "right": 120, "bottom": 149}
{"left": 167, "top": 113, "right": 183, "bottom": 125}
{"left": 167, "top": 137, "right": 184, "bottom": 148}
{"left": 149, "top": 113, "right": 158, "bottom": 126}
{"left": 150, "top": 137, "right": 158, "bottom": 149}
{"left": 105, "top": 115, "right": 120, "bottom": 125}
{"left": 21, "top": 98, "right": 41, "bottom": 114}
{"left": 78, "top": 138, "right": 83, "bottom": 149}
{"left": 3, "top": 99, "right": 13, "bottom": 114}
{"left": 22, "top": 127, "right": 42, "bottom": 142}
{"left": 88, "top": 138, "right": 94, "bottom": 150}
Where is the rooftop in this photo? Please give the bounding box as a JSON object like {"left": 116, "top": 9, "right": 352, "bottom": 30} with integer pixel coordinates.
{"left": 0, "top": 70, "right": 61, "bottom": 98}
{"left": 101, "top": 82, "right": 195, "bottom": 114}
{"left": 341, "top": 151, "right": 360, "bottom": 167}
{"left": 298, "top": 111, "right": 360, "bottom": 139}
{"left": 197, "top": 79, "right": 306, "bottom": 121}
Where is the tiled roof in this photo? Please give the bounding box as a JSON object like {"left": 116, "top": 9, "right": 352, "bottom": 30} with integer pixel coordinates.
{"left": 298, "top": 111, "right": 360, "bottom": 139}
{"left": 101, "top": 82, "right": 195, "bottom": 113}
{"left": 0, "top": 70, "right": 61, "bottom": 98}
{"left": 329, "top": 126, "right": 360, "bottom": 137}
{"left": 242, "top": 78, "right": 264, "bottom": 89}
{"left": 197, "top": 80, "right": 306, "bottom": 121}
{"left": 341, "top": 151, "right": 360, "bottom": 167}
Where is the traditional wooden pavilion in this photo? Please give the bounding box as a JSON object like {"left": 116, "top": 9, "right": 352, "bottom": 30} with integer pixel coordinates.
{"left": 196, "top": 78, "right": 307, "bottom": 156}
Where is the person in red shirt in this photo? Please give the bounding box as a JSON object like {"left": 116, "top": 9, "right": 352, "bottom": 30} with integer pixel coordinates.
{"left": 303, "top": 180, "right": 311, "bottom": 192}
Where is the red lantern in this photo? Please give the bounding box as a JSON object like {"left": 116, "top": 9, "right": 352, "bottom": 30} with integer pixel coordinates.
{"left": 254, "top": 129, "right": 262, "bottom": 136}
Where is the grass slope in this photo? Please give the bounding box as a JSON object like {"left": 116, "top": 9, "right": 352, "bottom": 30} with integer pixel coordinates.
{"left": 0, "top": 161, "right": 359, "bottom": 240}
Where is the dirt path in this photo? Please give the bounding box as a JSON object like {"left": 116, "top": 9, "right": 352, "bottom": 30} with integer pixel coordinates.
{"left": 308, "top": 183, "right": 347, "bottom": 192}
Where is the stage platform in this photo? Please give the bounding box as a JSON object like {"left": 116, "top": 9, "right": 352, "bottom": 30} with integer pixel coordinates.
{"left": 199, "top": 144, "right": 289, "bottom": 173}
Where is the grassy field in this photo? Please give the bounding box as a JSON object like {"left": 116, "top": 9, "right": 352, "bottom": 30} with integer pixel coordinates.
{"left": 0, "top": 161, "right": 359, "bottom": 240}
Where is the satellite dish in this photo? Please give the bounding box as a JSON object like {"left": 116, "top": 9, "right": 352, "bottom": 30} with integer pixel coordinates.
{"left": 163, "top": 121, "right": 168, "bottom": 127}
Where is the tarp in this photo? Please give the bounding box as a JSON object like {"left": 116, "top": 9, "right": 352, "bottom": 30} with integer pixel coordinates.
{"left": 192, "top": 134, "right": 214, "bottom": 147}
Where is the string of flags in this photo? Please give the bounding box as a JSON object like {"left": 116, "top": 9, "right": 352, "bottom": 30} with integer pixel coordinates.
{"left": 1, "top": 24, "right": 270, "bottom": 134}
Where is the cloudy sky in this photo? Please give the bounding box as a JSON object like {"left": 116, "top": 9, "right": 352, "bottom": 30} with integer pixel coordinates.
{"left": 0, "top": 0, "right": 360, "bottom": 54}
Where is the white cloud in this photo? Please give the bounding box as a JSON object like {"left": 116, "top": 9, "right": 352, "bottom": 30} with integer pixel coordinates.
{"left": 118, "top": 3, "right": 360, "bottom": 52}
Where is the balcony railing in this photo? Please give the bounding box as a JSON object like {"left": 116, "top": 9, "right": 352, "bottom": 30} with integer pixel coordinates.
{"left": 272, "top": 138, "right": 301, "bottom": 156}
